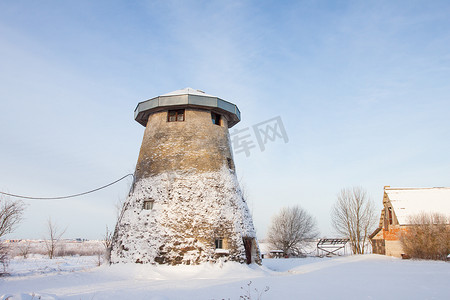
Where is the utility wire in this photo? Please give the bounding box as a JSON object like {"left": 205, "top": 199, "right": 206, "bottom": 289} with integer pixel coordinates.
{"left": 0, "top": 173, "right": 134, "bottom": 200}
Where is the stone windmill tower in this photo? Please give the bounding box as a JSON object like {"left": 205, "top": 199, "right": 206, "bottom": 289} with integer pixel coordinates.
{"left": 110, "top": 88, "right": 261, "bottom": 265}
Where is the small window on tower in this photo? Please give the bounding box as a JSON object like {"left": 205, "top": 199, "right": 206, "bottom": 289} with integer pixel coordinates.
{"left": 211, "top": 112, "right": 221, "bottom": 126}
{"left": 143, "top": 200, "right": 154, "bottom": 210}
{"left": 227, "top": 158, "right": 233, "bottom": 169}
{"left": 215, "top": 238, "right": 223, "bottom": 249}
{"left": 168, "top": 109, "right": 185, "bottom": 122}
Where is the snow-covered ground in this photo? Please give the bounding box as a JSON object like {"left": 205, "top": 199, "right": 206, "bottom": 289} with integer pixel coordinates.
{"left": 1, "top": 255, "right": 449, "bottom": 299}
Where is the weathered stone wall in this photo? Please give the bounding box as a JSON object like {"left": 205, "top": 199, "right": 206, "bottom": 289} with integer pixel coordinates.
{"left": 371, "top": 228, "right": 385, "bottom": 255}
{"left": 385, "top": 240, "right": 404, "bottom": 257}
{"left": 135, "top": 108, "right": 234, "bottom": 182}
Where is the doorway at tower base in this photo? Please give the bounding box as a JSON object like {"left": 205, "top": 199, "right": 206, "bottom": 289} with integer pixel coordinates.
{"left": 110, "top": 167, "right": 261, "bottom": 265}
{"left": 243, "top": 237, "right": 259, "bottom": 264}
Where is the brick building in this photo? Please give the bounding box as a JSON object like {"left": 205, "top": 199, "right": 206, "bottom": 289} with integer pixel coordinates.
{"left": 370, "top": 186, "right": 450, "bottom": 257}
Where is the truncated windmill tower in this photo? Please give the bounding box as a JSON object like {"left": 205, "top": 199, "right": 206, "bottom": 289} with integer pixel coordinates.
{"left": 110, "top": 88, "right": 261, "bottom": 265}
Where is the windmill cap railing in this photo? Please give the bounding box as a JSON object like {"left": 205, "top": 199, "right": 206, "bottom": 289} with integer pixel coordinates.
{"left": 134, "top": 94, "right": 241, "bottom": 128}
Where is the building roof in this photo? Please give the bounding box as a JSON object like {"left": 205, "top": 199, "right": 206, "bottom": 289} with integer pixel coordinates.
{"left": 369, "top": 227, "right": 382, "bottom": 239}
{"left": 134, "top": 88, "right": 241, "bottom": 127}
{"left": 161, "top": 87, "right": 215, "bottom": 97}
{"left": 385, "top": 187, "right": 450, "bottom": 225}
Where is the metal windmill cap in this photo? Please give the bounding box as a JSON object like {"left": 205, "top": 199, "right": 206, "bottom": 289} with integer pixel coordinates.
{"left": 161, "top": 87, "right": 216, "bottom": 97}
{"left": 134, "top": 88, "right": 241, "bottom": 127}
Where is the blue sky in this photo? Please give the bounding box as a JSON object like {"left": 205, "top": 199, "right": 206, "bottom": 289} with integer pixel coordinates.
{"left": 1, "top": 0, "right": 450, "bottom": 240}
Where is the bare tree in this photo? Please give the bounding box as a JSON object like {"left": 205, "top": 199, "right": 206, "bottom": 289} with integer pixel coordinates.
{"left": 400, "top": 212, "right": 449, "bottom": 260}
{"left": 44, "top": 218, "right": 67, "bottom": 259}
{"left": 0, "top": 196, "right": 25, "bottom": 275}
{"left": 0, "top": 196, "right": 25, "bottom": 238}
{"left": 267, "top": 205, "right": 319, "bottom": 256}
{"left": 331, "top": 187, "right": 376, "bottom": 254}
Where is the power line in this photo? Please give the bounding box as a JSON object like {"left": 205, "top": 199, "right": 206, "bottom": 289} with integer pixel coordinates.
{"left": 0, "top": 173, "right": 134, "bottom": 200}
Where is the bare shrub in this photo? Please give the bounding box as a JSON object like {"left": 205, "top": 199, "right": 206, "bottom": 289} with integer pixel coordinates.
{"left": 44, "top": 218, "right": 67, "bottom": 259}
{"left": 18, "top": 240, "right": 32, "bottom": 259}
{"left": 400, "top": 212, "right": 449, "bottom": 260}
{"left": 8, "top": 239, "right": 105, "bottom": 258}
{"left": 267, "top": 205, "right": 319, "bottom": 257}
{"left": 103, "top": 225, "right": 113, "bottom": 263}
{"left": 240, "top": 281, "right": 270, "bottom": 300}
{"left": 96, "top": 251, "right": 104, "bottom": 266}
{"left": 0, "top": 243, "right": 9, "bottom": 276}
{"left": 331, "top": 187, "right": 377, "bottom": 254}
{"left": 7, "top": 240, "right": 47, "bottom": 257}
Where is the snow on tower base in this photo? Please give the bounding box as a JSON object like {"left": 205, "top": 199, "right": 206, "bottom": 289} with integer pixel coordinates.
{"left": 110, "top": 167, "right": 260, "bottom": 265}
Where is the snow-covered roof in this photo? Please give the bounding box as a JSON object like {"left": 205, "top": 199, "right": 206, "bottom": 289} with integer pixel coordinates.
{"left": 385, "top": 187, "right": 450, "bottom": 225}
{"left": 161, "top": 87, "right": 216, "bottom": 97}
